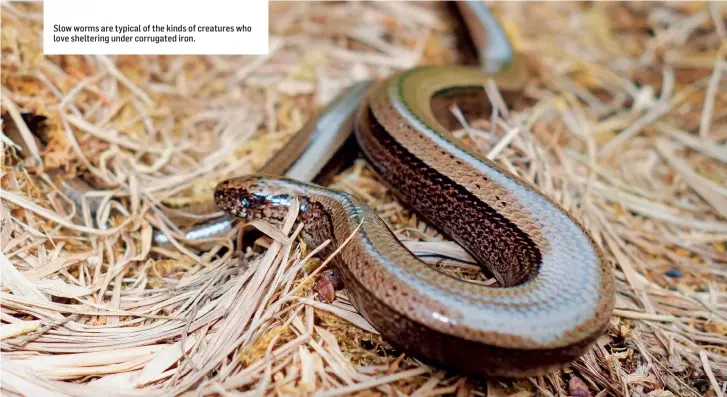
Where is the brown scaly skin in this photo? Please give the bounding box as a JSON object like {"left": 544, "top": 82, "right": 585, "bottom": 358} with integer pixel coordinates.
{"left": 214, "top": 65, "right": 615, "bottom": 379}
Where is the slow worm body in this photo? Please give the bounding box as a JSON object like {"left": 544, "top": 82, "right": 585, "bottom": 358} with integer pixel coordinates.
{"left": 215, "top": 65, "right": 615, "bottom": 376}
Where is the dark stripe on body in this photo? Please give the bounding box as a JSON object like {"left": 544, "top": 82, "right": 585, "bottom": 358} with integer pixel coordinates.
{"left": 356, "top": 106, "right": 542, "bottom": 287}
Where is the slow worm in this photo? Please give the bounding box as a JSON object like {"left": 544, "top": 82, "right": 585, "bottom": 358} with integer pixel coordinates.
{"left": 215, "top": 61, "right": 614, "bottom": 376}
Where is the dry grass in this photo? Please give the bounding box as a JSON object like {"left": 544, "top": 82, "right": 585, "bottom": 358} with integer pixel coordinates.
{"left": 2, "top": 2, "right": 727, "bottom": 396}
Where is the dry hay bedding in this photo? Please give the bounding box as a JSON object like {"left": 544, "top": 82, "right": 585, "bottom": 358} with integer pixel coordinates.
{"left": 1, "top": 2, "right": 726, "bottom": 397}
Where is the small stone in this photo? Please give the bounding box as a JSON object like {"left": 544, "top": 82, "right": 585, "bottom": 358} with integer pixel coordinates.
{"left": 315, "top": 275, "right": 336, "bottom": 304}
{"left": 665, "top": 268, "right": 682, "bottom": 278}
{"left": 315, "top": 270, "right": 343, "bottom": 304}
{"left": 568, "top": 376, "right": 592, "bottom": 397}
